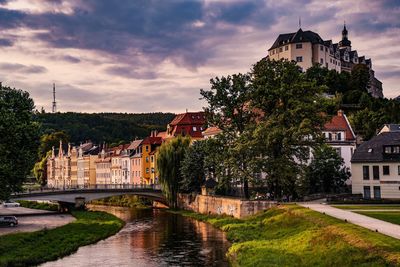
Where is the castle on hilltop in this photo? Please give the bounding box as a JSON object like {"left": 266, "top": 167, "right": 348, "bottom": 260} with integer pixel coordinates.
{"left": 267, "top": 24, "right": 383, "bottom": 98}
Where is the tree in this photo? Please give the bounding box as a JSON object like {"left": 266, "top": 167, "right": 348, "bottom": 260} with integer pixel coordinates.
{"left": 350, "top": 64, "right": 370, "bottom": 92}
{"left": 249, "top": 59, "right": 327, "bottom": 200}
{"left": 0, "top": 85, "right": 39, "bottom": 200}
{"left": 305, "top": 144, "right": 350, "bottom": 194}
{"left": 180, "top": 140, "right": 207, "bottom": 193}
{"left": 157, "top": 136, "right": 191, "bottom": 208}
{"left": 200, "top": 73, "right": 255, "bottom": 198}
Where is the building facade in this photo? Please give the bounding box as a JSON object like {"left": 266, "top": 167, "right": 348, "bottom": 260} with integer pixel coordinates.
{"left": 351, "top": 130, "right": 400, "bottom": 199}
{"left": 268, "top": 24, "right": 383, "bottom": 98}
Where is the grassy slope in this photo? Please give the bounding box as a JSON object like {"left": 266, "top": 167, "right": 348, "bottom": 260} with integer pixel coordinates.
{"left": 174, "top": 205, "right": 400, "bottom": 266}
{"left": 332, "top": 205, "right": 400, "bottom": 210}
{"left": 355, "top": 211, "right": 400, "bottom": 225}
{"left": 0, "top": 211, "right": 124, "bottom": 267}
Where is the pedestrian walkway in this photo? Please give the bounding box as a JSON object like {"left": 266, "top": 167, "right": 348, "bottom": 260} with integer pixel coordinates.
{"left": 300, "top": 203, "right": 400, "bottom": 240}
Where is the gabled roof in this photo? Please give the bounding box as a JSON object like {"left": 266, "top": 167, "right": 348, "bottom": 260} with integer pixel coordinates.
{"left": 202, "top": 126, "right": 222, "bottom": 137}
{"left": 127, "top": 140, "right": 142, "bottom": 150}
{"left": 352, "top": 132, "right": 400, "bottom": 162}
{"left": 323, "top": 111, "right": 356, "bottom": 141}
{"left": 268, "top": 28, "right": 325, "bottom": 50}
{"left": 169, "top": 112, "right": 205, "bottom": 126}
{"left": 142, "top": 136, "right": 163, "bottom": 145}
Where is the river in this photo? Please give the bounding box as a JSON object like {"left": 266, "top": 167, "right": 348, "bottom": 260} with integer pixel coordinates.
{"left": 40, "top": 205, "right": 231, "bottom": 267}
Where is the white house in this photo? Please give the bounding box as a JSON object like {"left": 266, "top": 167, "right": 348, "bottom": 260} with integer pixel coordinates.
{"left": 351, "top": 126, "right": 400, "bottom": 199}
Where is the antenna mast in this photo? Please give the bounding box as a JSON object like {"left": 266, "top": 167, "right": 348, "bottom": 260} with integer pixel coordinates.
{"left": 52, "top": 83, "right": 57, "bottom": 113}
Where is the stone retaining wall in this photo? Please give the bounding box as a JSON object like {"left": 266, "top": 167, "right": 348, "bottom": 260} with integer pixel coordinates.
{"left": 177, "top": 194, "right": 277, "bottom": 219}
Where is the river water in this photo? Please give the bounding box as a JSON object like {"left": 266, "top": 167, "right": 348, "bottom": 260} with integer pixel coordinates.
{"left": 40, "top": 206, "right": 231, "bottom": 267}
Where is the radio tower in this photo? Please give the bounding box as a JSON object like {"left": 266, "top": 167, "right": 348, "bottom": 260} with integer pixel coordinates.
{"left": 52, "top": 83, "right": 57, "bottom": 113}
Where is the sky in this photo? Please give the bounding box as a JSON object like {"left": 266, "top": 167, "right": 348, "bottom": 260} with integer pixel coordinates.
{"left": 0, "top": 0, "right": 399, "bottom": 113}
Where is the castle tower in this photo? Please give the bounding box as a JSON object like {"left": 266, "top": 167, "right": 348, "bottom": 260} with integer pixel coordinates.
{"left": 339, "top": 22, "right": 351, "bottom": 49}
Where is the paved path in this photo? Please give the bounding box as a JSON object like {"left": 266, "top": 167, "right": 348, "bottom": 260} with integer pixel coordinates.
{"left": 0, "top": 214, "right": 75, "bottom": 236}
{"left": 300, "top": 203, "right": 400, "bottom": 240}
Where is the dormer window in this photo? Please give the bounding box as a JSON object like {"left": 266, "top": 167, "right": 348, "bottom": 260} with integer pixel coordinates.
{"left": 368, "top": 148, "right": 373, "bottom": 153}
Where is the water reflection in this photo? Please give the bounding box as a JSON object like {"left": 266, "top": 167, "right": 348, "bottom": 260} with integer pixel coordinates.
{"left": 40, "top": 206, "right": 230, "bottom": 267}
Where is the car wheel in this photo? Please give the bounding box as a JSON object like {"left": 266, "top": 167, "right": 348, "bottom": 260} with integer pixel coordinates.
{"left": 10, "top": 223, "right": 15, "bottom": 227}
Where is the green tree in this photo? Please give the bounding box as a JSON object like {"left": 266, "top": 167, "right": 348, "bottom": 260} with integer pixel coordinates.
{"left": 0, "top": 85, "right": 39, "bottom": 200}
{"left": 180, "top": 140, "right": 207, "bottom": 193}
{"left": 200, "top": 73, "right": 255, "bottom": 198}
{"left": 157, "top": 136, "right": 191, "bottom": 208}
{"left": 305, "top": 144, "right": 350, "bottom": 194}
{"left": 33, "top": 151, "right": 52, "bottom": 186}
{"left": 350, "top": 64, "right": 370, "bottom": 92}
{"left": 249, "top": 59, "right": 327, "bottom": 200}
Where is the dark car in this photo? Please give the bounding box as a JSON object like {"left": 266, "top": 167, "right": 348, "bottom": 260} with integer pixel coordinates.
{"left": 0, "top": 216, "right": 18, "bottom": 227}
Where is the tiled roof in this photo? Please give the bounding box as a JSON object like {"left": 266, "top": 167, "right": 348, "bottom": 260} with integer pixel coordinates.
{"left": 323, "top": 111, "right": 356, "bottom": 141}
{"left": 169, "top": 112, "right": 206, "bottom": 126}
{"left": 351, "top": 132, "right": 400, "bottom": 162}
{"left": 127, "top": 140, "right": 142, "bottom": 150}
{"left": 202, "top": 126, "right": 222, "bottom": 137}
{"left": 142, "top": 136, "right": 163, "bottom": 145}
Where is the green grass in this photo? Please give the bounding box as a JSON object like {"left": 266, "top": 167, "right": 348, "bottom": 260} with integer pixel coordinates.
{"left": 173, "top": 205, "right": 400, "bottom": 266}
{"left": 355, "top": 211, "right": 400, "bottom": 225}
{"left": 332, "top": 205, "right": 400, "bottom": 210}
{"left": 16, "top": 200, "right": 59, "bottom": 211}
{"left": 0, "top": 211, "right": 124, "bottom": 267}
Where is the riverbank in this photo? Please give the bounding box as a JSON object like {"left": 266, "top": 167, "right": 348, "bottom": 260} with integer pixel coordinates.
{"left": 172, "top": 204, "right": 400, "bottom": 266}
{"left": 0, "top": 211, "right": 124, "bottom": 267}
{"left": 89, "top": 195, "right": 152, "bottom": 209}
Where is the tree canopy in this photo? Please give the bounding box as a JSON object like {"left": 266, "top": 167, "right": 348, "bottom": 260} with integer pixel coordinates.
{"left": 0, "top": 85, "right": 39, "bottom": 200}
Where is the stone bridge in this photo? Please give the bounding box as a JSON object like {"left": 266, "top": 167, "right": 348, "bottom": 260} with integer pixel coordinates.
{"left": 11, "top": 185, "right": 166, "bottom": 208}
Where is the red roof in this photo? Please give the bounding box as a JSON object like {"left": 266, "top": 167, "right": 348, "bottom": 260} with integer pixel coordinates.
{"left": 142, "top": 136, "right": 163, "bottom": 145}
{"left": 169, "top": 112, "right": 205, "bottom": 126}
{"left": 202, "top": 126, "right": 222, "bottom": 137}
{"left": 323, "top": 111, "right": 355, "bottom": 141}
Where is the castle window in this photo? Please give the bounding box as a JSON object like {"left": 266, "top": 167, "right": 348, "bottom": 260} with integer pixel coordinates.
{"left": 296, "top": 56, "right": 303, "bottom": 62}
{"left": 320, "top": 45, "right": 323, "bottom": 51}
{"left": 296, "top": 43, "right": 302, "bottom": 49}
{"left": 385, "top": 146, "right": 392, "bottom": 153}
{"left": 279, "top": 47, "right": 283, "bottom": 52}
{"left": 320, "top": 58, "right": 324, "bottom": 64}
{"left": 285, "top": 45, "right": 288, "bottom": 51}
{"left": 383, "top": 166, "right": 390, "bottom": 175}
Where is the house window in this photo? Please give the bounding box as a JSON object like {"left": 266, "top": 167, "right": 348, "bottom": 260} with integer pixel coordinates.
{"left": 385, "top": 146, "right": 391, "bottom": 153}
{"left": 146, "top": 156, "right": 149, "bottom": 163}
{"left": 151, "top": 168, "right": 155, "bottom": 173}
{"left": 398, "top": 165, "right": 400, "bottom": 175}
{"left": 383, "top": 166, "right": 390, "bottom": 175}
{"left": 326, "top": 63, "right": 328, "bottom": 68}
{"left": 285, "top": 45, "right": 289, "bottom": 51}
{"left": 363, "top": 166, "right": 370, "bottom": 180}
{"left": 363, "top": 186, "right": 371, "bottom": 199}
{"left": 373, "top": 166, "right": 379, "bottom": 180}
{"left": 320, "top": 58, "right": 324, "bottom": 64}
{"left": 192, "top": 126, "right": 197, "bottom": 132}
{"left": 146, "top": 168, "right": 149, "bottom": 174}
{"left": 393, "top": 146, "right": 400, "bottom": 153}
{"left": 145, "top": 146, "right": 149, "bottom": 152}
{"left": 279, "top": 47, "right": 283, "bottom": 52}
{"left": 373, "top": 186, "right": 381, "bottom": 199}
{"left": 320, "top": 45, "right": 323, "bottom": 51}
{"left": 335, "top": 148, "right": 341, "bottom": 157}
{"left": 328, "top": 133, "right": 332, "bottom": 141}
{"left": 296, "top": 56, "right": 303, "bottom": 62}
{"left": 296, "top": 43, "right": 302, "bottom": 49}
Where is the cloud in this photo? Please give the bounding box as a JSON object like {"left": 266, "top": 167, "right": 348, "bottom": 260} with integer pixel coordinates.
{"left": 105, "top": 66, "right": 158, "bottom": 80}
{"left": 0, "top": 62, "right": 47, "bottom": 73}
{"left": 0, "top": 38, "right": 13, "bottom": 46}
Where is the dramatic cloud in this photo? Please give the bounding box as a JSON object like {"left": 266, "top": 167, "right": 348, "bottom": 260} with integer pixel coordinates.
{"left": 0, "top": 0, "right": 398, "bottom": 112}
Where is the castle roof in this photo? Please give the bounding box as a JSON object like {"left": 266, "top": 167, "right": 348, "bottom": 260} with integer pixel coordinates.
{"left": 269, "top": 28, "right": 324, "bottom": 50}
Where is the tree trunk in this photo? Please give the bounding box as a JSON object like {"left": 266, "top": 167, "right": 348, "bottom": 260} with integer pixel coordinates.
{"left": 243, "top": 178, "right": 249, "bottom": 199}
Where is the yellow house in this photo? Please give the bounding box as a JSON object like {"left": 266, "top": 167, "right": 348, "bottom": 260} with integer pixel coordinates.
{"left": 141, "top": 133, "right": 163, "bottom": 185}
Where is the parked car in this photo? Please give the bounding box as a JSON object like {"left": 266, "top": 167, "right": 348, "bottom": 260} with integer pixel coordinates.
{"left": 2, "top": 201, "right": 21, "bottom": 207}
{"left": 0, "top": 216, "right": 18, "bottom": 227}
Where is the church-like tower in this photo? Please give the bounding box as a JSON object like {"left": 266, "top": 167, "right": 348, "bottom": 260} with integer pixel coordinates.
{"left": 339, "top": 23, "right": 351, "bottom": 49}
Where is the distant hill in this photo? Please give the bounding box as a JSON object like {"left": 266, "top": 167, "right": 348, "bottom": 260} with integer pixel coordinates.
{"left": 34, "top": 112, "right": 176, "bottom": 145}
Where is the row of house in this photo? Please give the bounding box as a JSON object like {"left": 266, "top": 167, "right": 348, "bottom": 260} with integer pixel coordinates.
{"left": 46, "top": 112, "right": 206, "bottom": 188}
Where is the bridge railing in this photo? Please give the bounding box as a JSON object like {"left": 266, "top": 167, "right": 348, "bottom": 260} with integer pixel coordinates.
{"left": 18, "top": 184, "right": 161, "bottom": 195}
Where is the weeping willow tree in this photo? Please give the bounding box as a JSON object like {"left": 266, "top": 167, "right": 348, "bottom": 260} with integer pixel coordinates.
{"left": 157, "top": 136, "right": 191, "bottom": 209}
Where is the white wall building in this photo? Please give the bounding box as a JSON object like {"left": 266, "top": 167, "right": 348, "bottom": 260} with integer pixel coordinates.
{"left": 351, "top": 128, "right": 400, "bottom": 199}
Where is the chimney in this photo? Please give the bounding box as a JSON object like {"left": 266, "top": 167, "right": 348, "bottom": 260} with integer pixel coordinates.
{"left": 338, "top": 110, "right": 344, "bottom": 116}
